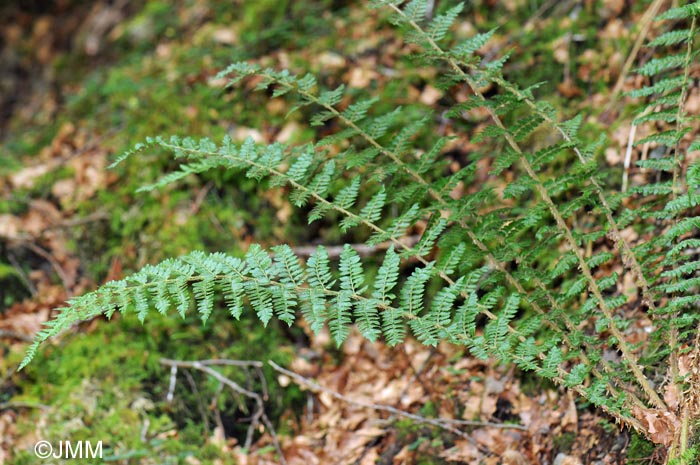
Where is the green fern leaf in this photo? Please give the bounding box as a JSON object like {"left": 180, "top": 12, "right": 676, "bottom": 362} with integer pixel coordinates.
{"left": 372, "top": 246, "right": 401, "bottom": 304}
{"left": 400, "top": 263, "right": 434, "bottom": 316}
{"left": 427, "top": 3, "right": 463, "bottom": 41}
{"left": 450, "top": 28, "right": 496, "bottom": 59}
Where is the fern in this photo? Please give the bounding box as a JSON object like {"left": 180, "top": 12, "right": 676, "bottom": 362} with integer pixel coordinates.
{"left": 20, "top": 0, "right": 700, "bottom": 458}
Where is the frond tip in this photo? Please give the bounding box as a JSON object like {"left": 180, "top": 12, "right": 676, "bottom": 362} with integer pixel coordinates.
{"left": 20, "top": 246, "right": 471, "bottom": 368}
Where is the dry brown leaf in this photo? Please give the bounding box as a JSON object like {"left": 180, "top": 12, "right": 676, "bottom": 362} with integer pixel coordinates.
{"left": 397, "top": 382, "right": 424, "bottom": 408}
{"left": 276, "top": 122, "right": 301, "bottom": 143}
{"left": 685, "top": 88, "right": 700, "bottom": 114}
{"left": 231, "top": 127, "right": 265, "bottom": 143}
{"left": 664, "top": 383, "right": 681, "bottom": 412}
{"left": 347, "top": 67, "right": 377, "bottom": 88}
{"left": 419, "top": 85, "right": 442, "bottom": 105}
{"left": 472, "top": 428, "right": 496, "bottom": 449}
{"left": 600, "top": 19, "right": 626, "bottom": 40}
{"left": 632, "top": 406, "right": 679, "bottom": 446}
{"left": 290, "top": 357, "right": 318, "bottom": 378}
{"left": 318, "top": 51, "right": 346, "bottom": 70}
{"left": 359, "top": 447, "right": 379, "bottom": 465}
{"left": 480, "top": 395, "right": 498, "bottom": 419}
{"left": 605, "top": 147, "right": 621, "bottom": 165}
{"left": 0, "top": 310, "right": 46, "bottom": 336}
{"left": 552, "top": 36, "right": 570, "bottom": 64}
{"left": 621, "top": 272, "right": 638, "bottom": 301}
{"left": 0, "top": 215, "right": 20, "bottom": 239}
{"left": 439, "top": 439, "right": 483, "bottom": 462}
{"left": 502, "top": 450, "right": 529, "bottom": 465}
{"left": 557, "top": 79, "right": 582, "bottom": 98}
{"left": 619, "top": 226, "right": 639, "bottom": 243}
{"left": 212, "top": 28, "right": 237, "bottom": 45}
{"left": 9, "top": 163, "right": 54, "bottom": 189}
{"left": 553, "top": 453, "right": 583, "bottom": 465}
{"left": 392, "top": 445, "right": 412, "bottom": 464}
{"left": 679, "top": 352, "right": 693, "bottom": 378}
{"left": 598, "top": 0, "right": 625, "bottom": 19}
{"left": 561, "top": 395, "right": 578, "bottom": 431}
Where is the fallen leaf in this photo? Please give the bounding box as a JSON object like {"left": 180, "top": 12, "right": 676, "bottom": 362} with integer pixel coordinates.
{"left": 561, "top": 395, "right": 578, "bottom": 430}
{"left": 557, "top": 79, "right": 582, "bottom": 98}
{"left": 10, "top": 163, "right": 54, "bottom": 189}
{"left": 347, "top": 67, "right": 377, "bottom": 88}
{"left": 0, "top": 215, "right": 20, "bottom": 239}
{"left": 664, "top": 383, "right": 681, "bottom": 412}
{"left": 439, "top": 439, "right": 483, "bottom": 462}
{"left": 605, "top": 147, "right": 621, "bottom": 165}
{"left": 502, "top": 450, "right": 529, "bottom": 465}
{"left": 632, "top": 406, "right": 679, "bottom": 446}
{"left": 212, "top": 28, "right": 237, "bottom": 45}
{"left": 553, "top": 453, "right": 583, "bottom": 465}
{"left": 419, "top": 85, "right": 442, "bottom": 105}
{"left": 318, "top": 51, "right": 346, "bottom": 70}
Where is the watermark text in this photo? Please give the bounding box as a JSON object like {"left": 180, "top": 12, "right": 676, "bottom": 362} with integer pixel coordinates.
{"left": 34, "top": 440, "right": 103, "bottom": 459}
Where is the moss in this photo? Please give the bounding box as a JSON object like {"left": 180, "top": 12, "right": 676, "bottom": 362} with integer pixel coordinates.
{"left": 8, "top": 306, "right": 303, "bottom": 463}
{"left": 627, "top": 431, "right": 656, "bottom": 460}
{"left": 553, "top": 432, "right": 576, "bottom": 454}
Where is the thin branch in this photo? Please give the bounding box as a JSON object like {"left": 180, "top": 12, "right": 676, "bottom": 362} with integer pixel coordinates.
{"left": 211, "top": 381, "right": 226, "bottom": 441}
{"left": 0, "top": 329, "right": 34, "bottom": 342}
{"left": 159, "top": 358, "right": 261, "bottom": 399}
{"left": 41, "top": 211, "right": 109, "bottom": 232}
{"left": 183, "top": 368, "right": 211, "bottom": 436}
{"left": 6, "top": 251, "right": 38, "bottom": 297}
{"left": 22, "top": 242, "right": 74, "bottom": 296}
{"left": 140, "top": 418, "right": 150, "bottom": 442}
{"left": 290, "top": 235, "right": 420, "bottom": 258}
{"left": 0, "top": 401, "right": 49, "bottom": 411}
{"left": 268, "top": 360, "right": 527, "bottom": 432}
{"left": 180, "top": 359, "right": 264, "bottom": 368}
{"left": 159, "top": 358, "right": 287, "bottom": 465}
{"left": 609, "top": 0, "right": 667, "bottom": 102}
{"left": 623, "top": 124, "right": 638, "bottom": 193}
{"left": 166, "top": 365, "right": 177, "bottom": 403}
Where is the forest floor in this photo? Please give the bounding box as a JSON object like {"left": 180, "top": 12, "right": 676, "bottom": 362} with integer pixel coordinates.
{"left": 0, "top": 1, "right": 685, "bottom": 464}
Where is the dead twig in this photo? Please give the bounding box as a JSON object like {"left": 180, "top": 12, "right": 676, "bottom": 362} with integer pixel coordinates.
{"left": 6, "top": 251, "right": 37, "bottom": 297}
{"left": 190, "top": 182, "right": 213, "bottom": 215}
{"left": 41, "top": 211, "right": 109, "bottom": 232}
{"left": 608, "top": 0, "right": 666, "bottom": 104}
{"left": 166, "top": 365, "right": 177, "bottom": 403}
{"left": 180, "top": 359, "right": 263, "bottom": 368}
{"left": 622, "top": 124, "right": 637, "bottom": 193}
{"left": 22, "top": 242, "right": 73, "bottom": 296}
{"left": 159, "top": 358, "right": 287, "bottom": 465}
{"left": 182, "top": 368, "right": 211, "bottom": 437}
{"left": 268, "top": 360, "right": 527, "bottom": 448}
{"left": 290, "top": 235, "right": 421, "bottom": 258}
{"left": 211, "top": 380, "right": 226, "bottom": 439}
{"left": 0, "top": 401, "right": 49, "bottom": 411}
{"left": 140, "top": 418, "right": 150, "bottom": 443}
{"left": 0, "top": 329, "right": 34, "bottom": 342}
